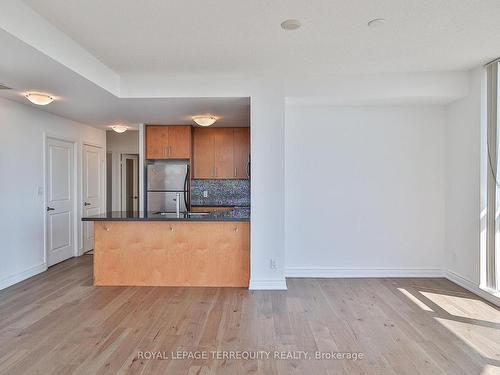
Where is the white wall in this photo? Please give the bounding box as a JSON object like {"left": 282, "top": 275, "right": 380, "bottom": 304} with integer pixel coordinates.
{"left": 445, "top": 68, "right": 483, "bottom": 285}
{"left": 0, "top": 97, "right": 105, "bottom": 289}
{"left": 106, "top": 130, "right": 139, "bottom": 210}
{"left": 249, "top": 93, "right": 286, "bottom": 289}
{"left": 285, "top": 105, "right": 446, "bottom": 276}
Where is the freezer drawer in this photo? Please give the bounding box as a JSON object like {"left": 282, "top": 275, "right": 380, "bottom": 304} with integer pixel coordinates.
{"left": 148, "top": 192, "right": 187, "bottom": 213}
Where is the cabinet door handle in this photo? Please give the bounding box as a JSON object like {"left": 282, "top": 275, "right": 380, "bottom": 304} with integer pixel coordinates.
{"left": 234, "top": 167, "right": 237, "bottom": 177}
{"left": 163, "top": 147, "right": 166, "bottom": 157}
{"left": 214, "top": 167, "right": 217, "bottom": 177}
{"left": 169, "top": 146, "right": 172, "bottom": 156}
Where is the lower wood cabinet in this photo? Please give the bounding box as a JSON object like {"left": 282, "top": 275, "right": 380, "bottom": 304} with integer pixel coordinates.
{"left": 190, "top": 206, "right": 233, "bottom": 212}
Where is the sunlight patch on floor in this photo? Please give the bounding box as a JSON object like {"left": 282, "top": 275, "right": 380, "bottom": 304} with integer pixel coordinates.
{"left": 481, "top": 364, "right": 500, "bottom": 374}
{"left": 434, "top": 317, "right": 500, "bottom": 363}
{"left": 397, "top": 288, "right": 433, "bottom": 311}
{"left": 421, "top": 291, "right": 500, "bottom": 323}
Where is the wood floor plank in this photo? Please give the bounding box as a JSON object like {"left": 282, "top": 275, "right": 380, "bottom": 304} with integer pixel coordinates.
{"left": 1, "top": 256, "right": 499, "bottom": 374}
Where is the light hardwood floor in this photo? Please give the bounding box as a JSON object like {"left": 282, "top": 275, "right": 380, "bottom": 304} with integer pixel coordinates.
{"left": 1, "top": 256, "right": 499, "bottom": 375}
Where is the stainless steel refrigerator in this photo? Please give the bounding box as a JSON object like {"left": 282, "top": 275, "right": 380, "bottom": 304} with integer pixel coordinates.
{"left": 146, "top": 160, "right": 190, "bottom": 213}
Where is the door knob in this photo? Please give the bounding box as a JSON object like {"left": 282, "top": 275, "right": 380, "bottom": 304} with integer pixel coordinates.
{"left": 84, "top": 202, "right": 91, "bottom": 206}
{"left": 46, "top": 207, "right": 55, "bottom": 211}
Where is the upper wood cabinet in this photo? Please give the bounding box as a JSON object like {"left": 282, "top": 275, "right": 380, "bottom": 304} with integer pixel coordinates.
{"left": 214, "top": 128, "right": 234, "bottom": 178}
{"left": 233, "top": 128, "right": 250, "bottom": 179}
{"left": 193, "top": 128, "right": 215, "bottom": 178}
{"left": 168, "top": 126, "right": 191, "bottom": 158}
{"left": 146, "top": 126, "right": 168, "bottom": 159}
{"left": 146, "top": 125, "right": 192, "bottom": 159}
{"left": 193, "top": 127, "right": 250, "bottom": 179}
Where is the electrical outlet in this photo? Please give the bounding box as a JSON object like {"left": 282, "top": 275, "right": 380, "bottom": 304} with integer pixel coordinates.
{"left": 203, "top": 190, "right": 208, "bottom": 198}
{"left": 269, "top": 259, "right": 277, "bottom": 270}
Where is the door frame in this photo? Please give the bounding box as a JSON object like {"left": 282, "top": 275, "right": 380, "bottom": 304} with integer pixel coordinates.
{"left": 120, "top": 153, "right": 139, "bottom": 211}
{"left": 43, "top": 133, "right": 79, "bottom": 266}
{"left": 82, "top": 142, "right": 106, "bottom": 255}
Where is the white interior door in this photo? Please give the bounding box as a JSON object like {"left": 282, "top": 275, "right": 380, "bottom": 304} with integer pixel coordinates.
{"left": 46, "top": 138, "right": 75, "bottom": 266}
{"left": 83, "top": 144, "right": 103, "bottom": 252}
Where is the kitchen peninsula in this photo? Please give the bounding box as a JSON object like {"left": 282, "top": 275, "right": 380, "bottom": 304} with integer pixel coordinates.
{"left": 83, "top": 123, "right": 251, "bottom": 288}
{"left": 82, "top": 209, "right": 250, "bottom": 287}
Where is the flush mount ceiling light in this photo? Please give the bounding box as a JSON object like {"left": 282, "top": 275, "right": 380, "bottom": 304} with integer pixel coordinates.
{"left": 192, "top": 115, "right": 217, "bottom": 127}
{"left": 367, "top": 18, "right": 387, "bottom": 28}
{"left": 25, "top": 92, "right": 54, "bottom": 105}
{"left": 281, "top": 19, "right": 301, "bottom": 31}
{"left": 111, "top": 125, "right": 128, "bottom": 133}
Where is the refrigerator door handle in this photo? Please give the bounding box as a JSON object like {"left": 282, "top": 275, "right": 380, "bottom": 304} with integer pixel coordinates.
{"left": 184, "top": 165, "right": 190, "bottom": 210}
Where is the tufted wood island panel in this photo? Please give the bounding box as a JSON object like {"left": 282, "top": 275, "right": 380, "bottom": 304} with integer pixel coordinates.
{"left": 93, "top": 221, "right": 249, "bottom": 287}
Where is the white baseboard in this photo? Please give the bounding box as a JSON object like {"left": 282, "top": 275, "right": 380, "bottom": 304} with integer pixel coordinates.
{"left": 249, "top": 279, "right": 288, "bottom": 290}
{"left": 286, "top": 267, "right": 445, "bottom": 278}
{"left": 445, "top": 270, "right": 500, "bottom": 308}
{"left": 0, "top": 263, "right": 47, "bottom": 291}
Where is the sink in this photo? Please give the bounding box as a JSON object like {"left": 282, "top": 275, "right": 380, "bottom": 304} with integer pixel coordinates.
{"left": 186, "top": 212, "right": 210, "bottom": 216}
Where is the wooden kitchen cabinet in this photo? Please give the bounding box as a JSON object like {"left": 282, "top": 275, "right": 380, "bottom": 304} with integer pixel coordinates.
{"left": 146, "top": 126, "right": 169, "bottom": 159}
{"left": 193, "top": 127, "right": 250, "bottom": 179}
{"left": 193, "top": 128, "right": 215, "bottom": 178}
{"left": 168, "top": 126, "right": 191, "bottom": 158}
{"left": 214, "top": 128, "right": 234, "bottom": 178}
{"left": 145, "top": 125, "right": 191, "bottom": 159}
{"left": 190, "top": 206, "right": 233, "bottom": 212}
{"left": 233, "top": 128, "right": 250, "bottom": 178}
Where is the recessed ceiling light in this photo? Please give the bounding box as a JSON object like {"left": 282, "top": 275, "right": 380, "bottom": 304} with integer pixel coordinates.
{"left": 25, "top": 92, "right": 54, "bottom": 105}
{"left": 281, "top": 19, "right": 301, "bottom": 31}
{"left": 111, "top": 125, "right": 128, "bottom": 133}
{"left": 193, "top": 115, "right": 217, "bottom": 127}
{"left": 367, "top": 18, "right": 387, "bottom": 28}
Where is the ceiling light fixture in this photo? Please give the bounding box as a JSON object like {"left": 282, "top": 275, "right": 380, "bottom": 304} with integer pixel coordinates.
{"left": 193, "top": 115, "right": 217, "bottom": 127}
{"left": 25, "top": 93, "right": 54, "bottom": 105}
{"left": 367, "top": 18, "right": 387, "bottom": 28}
{"left": 281, "top": 19, "right": 301, "bottom": 31}
{"left": 111, "top": 125, "right": 128, "bottom": 133}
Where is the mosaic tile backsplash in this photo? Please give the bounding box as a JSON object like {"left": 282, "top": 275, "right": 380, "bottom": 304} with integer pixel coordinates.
{"left": 191, "top": 179, "right": 250, "bottom": 207}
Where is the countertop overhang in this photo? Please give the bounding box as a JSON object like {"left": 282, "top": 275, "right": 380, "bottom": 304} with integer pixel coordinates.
{"left": 82, "top": 210, "right": 250, "bottom": 222}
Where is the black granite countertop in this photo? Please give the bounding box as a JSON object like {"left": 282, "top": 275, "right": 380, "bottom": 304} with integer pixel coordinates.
{"left": 82, "top": 208, "right": 250, "bottom": 222}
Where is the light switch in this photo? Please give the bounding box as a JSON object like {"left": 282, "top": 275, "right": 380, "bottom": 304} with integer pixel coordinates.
{"left": 203, "top": 190, "right": 208, "bottom": 198}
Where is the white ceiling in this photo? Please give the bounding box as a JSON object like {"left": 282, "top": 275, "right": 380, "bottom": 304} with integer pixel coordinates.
{"left": 0, "top": 30, "right": 249, "bottom": 128}
{"left": 22, "top": 0, "right": 500, "bottom": 76}
{"left": 0, "top": 1, "right": 496, "bottom": 128}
